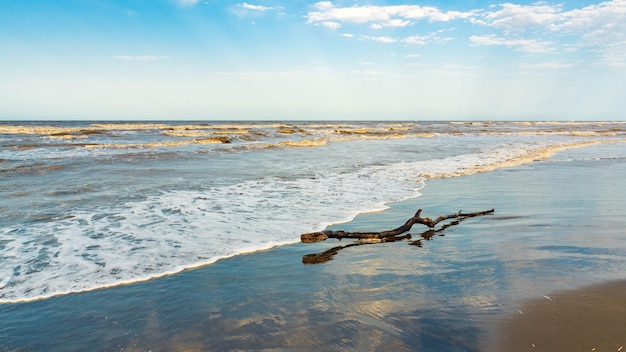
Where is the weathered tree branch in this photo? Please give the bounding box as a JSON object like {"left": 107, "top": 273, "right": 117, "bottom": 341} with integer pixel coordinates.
{"left": 301, "top": 208, "right": 494, "bottom": 264}
{"left": 300, "top": 208, "right": 494, "bottom": 243}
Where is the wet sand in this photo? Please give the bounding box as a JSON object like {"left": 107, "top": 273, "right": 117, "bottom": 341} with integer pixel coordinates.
{"left": 491, "top": 280, "right": 626, "bottom": 352}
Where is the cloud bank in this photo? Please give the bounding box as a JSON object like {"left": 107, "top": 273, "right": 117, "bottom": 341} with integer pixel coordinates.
{"left": 305, "top": 0, "right": 626, "bottom": 64}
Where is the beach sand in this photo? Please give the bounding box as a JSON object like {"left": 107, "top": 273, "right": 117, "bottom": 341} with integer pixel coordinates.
{"left": 490, "top": 281, "right": 626, "bottom": 352}
{"left": 1, "top": 143, "right": 625, "bottom": 351}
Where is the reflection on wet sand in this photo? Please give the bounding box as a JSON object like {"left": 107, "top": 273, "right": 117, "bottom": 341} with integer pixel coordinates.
{"left": 301, "top": 215, "right": 462, "bottom": 264}
{"left": 145, "top": 312, "right": 410, "bottom": 352}
{"left": 491, "top": 280, "right": 626, "bottom": 352}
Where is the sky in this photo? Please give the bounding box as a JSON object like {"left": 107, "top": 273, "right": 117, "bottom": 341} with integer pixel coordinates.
{"left": 1, "top": 0, "right": 625, "bottom": 121}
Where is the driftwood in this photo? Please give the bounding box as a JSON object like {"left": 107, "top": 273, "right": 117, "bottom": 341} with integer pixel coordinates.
{"left": 301, "top": 208, "right": 494, "bottom": 264}
{"left": 301, "top": 208, "right": 494, "bottom": 244}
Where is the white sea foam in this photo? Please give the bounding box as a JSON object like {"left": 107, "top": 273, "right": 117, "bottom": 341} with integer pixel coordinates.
{"left": 0, "top": 159, "right": 424, "bottom": 303}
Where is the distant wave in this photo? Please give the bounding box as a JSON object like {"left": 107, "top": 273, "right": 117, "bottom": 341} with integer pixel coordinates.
{"left": 421, "top": 140, "right": 625, "bottom": 179}
{"left": 84, "top": 136, "right": 231, "bottom": 149}
{"left": 2, "top": 121, "right": 624, "bottom": 151}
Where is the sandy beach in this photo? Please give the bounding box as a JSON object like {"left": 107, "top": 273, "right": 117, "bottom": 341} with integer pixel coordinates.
{"left": 491, "top": 280, "right": 626, "bottom": 351}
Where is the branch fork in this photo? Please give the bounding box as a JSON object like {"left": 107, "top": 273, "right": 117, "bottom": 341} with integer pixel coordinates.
{"left": 301, "top": 208, "right": 494, "bottom": 244}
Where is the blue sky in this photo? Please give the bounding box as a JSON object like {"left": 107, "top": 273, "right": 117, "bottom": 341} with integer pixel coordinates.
{"left": 1, "top": 0, "right": 625, "bottom": 120}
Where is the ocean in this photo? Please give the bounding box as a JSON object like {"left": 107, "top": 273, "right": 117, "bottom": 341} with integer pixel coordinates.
{"left": 1, "top": 121, "right": 625, "bottom": 350}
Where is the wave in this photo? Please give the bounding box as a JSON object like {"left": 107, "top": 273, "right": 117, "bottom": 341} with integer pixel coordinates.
{"left": 162, "top": 130, "right": 249, "bottom": 138}
{"left": 511, "top": 121, "right": 624, "bottom": 126}
{"left": 84, "top": 136, "right": 231, "bottom": 149}
{"left": 240, "top": 133, "right": 440, "bottom": 150}
{"left": 268, "top": 139, "right": 329, "bottom": 148}
{"left": 0, "top": 163, "right": 67, "bottom": 175}
{"left": 421, "top": 141, "right": 620, "bottom": 179}
{"left": 3, "top": 122, "right": 624, "bottom": 157}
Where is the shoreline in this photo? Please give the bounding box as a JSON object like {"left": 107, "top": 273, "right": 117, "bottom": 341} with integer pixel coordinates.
{"left": 1, "top": 142, "right": 625, "bottom": 351}
{"left": 2, "top": 121, "right": 625, "bottom": 304}
{"left": 0, "top": 241, "right": 300, "bottom": 305}
{"left": 3, "top": 140, "right": 624, "bottom": 305}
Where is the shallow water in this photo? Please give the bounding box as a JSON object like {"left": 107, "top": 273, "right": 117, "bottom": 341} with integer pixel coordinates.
{"left": 3, "top": 120, "right": 623, "bottom": 303}
{"left": 1, "top": 141, "right": 625, "bottom": 351}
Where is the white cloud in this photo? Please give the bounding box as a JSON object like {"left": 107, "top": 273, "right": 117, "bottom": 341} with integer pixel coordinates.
{"left": 401, "top": 30, "right": 454, "bottom": 46}
{"left": 371, "top": 19, "right": 412, "bottom": 29}
{"left": 306, "top": 1, "right": 626, "bottom": 66}
{"left": 386, "top": 19, "right": 412, "bottom": 27}
{"left": 361, "top": 35, "right": 398, "bottom": 43}
{"left": 401, "top": 35, "right": 433, "bottom": 46}
{"left": 582, "top": 23, "right": 626, "bottom": 46}
{"left": 466, "top": 1, "right": 626, "bottom": 66}
{"left": 306, "top": 2, "right": 475, "bottom": 26}
{"left": 320, "top": 21, "right": 341, "bottom": 29}
{"left": 472, "top": 3, "right": 561, "bottom": 31}
{"left": 342, "top": 33, "right": 354, "bottom": 38}
{"left": 474, "top": 0, "right": 626, "bottom": 41}
{"left": 313, "top": 1, "right": 333, "bottom": 11}
{"left": 555, "top": 0, "right": 626, "bottom": 33}
{"left": 553, "top": 2, "right": 626, "bottom": 66}
{"left": 232, "top": 2, "right": 283, "bottom": 17}
{"left": 112, "top": 56, "right": 170, "bottom": 61}
{"left": 240, "top": 2, "right": 274, "bottom": 12}
{"left": 590, "top": 43, "right": 626, "bottom": 67}
{"left": 470, "top": 34, "right": 554, "bottom": 53}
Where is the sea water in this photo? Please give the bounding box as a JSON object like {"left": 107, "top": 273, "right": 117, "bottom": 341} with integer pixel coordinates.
{"left": 0, "top": 121, "right": 624, "bottom": 304}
